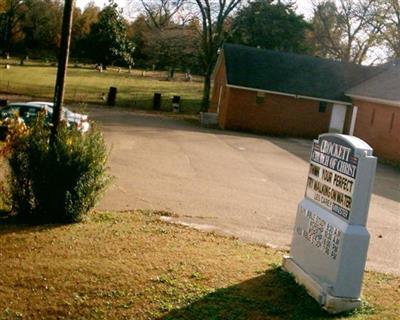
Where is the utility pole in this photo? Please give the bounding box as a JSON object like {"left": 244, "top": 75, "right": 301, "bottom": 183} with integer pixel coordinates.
{"left": 51, "top": 0, "right": 75, "bottom": 142}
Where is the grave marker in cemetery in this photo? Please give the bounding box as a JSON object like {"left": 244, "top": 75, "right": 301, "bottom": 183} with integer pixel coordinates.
{"left": 283, "top": 133, "right": 377, "bottom": 313}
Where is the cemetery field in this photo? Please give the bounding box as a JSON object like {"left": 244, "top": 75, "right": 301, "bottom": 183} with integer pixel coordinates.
{"left": 0, "top": 62, "right": 204, "bottom": 113}
{"left": 0, "top": 210, "right": 399, "bottom": 319}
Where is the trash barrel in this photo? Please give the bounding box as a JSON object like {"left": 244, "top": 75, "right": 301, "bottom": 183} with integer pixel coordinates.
{"left": 0, "top": 99, "right": 7, "bottom": 107}
{"left": 172, "top": 95, "right": 181, "bottom": 113}
{"left": 153, "top": 93, "right": 161, "bottom": 110}
{"left": 107, "top": 87, "right": 117, "bottom": 106}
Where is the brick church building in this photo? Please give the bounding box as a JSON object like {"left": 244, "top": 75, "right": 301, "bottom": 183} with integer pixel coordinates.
{"left": 209, "top": 44, "right": 400, "bottom": 163}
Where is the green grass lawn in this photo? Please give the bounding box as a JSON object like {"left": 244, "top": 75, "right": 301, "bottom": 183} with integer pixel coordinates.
{"left": 0, "top": 61, "right": 204, "bottom": 113}
{"left": 0, "top": 210, "right": 399, "bottom": 319}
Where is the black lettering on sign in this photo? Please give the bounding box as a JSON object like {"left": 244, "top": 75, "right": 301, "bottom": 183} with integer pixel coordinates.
{"left": 309, "top": 163, "right": 320, "bottom": 178}
{"left": 306, "top": 175, "right": 353, "bottom": 220}
{"left": 321, "top": 169, "right": 333, "bottom": 183}
{"left": 333, "top": 174, "right": 354, "bottom": 193}
{"left": 306, "top": 135, "right": 359, "bottom": 220}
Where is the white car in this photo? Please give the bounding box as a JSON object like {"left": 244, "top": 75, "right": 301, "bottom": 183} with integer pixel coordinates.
{"left": 27, "top": 101, "right": 90, "bottom": 133}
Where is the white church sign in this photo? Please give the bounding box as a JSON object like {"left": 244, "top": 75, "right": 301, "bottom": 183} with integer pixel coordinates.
{"left": 283, "top": 133, "right": 377, "bottom": 314}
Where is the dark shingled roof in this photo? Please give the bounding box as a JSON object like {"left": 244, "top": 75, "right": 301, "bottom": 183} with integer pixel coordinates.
{"left": 223, "top": 43, "right": 385, "bottom": 103}
{"left": 346, "top": 66, "right": 400, "bottom": 103}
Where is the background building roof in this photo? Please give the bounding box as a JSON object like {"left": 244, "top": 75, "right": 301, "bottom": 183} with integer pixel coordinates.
{"left": 346, "top": 66, "right": 400, "bottom": 105}
{"left": 223, "top": 43, "right": 385, "bottom": 103}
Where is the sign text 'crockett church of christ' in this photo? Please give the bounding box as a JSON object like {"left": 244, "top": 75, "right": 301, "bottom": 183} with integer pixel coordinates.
{"left": 283, "top": 133, "right": 377, "bottom": 314}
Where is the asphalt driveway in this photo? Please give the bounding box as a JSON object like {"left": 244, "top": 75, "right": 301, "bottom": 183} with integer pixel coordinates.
{"left": 92, "top": 108, "right": 400, "bottom": 275}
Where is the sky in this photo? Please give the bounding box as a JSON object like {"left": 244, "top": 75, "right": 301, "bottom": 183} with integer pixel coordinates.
{"left": 75, "top": 0, "right": 315, "bottom": 19}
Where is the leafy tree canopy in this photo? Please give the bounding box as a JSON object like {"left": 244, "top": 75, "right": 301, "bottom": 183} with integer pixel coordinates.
{"left": 230, "top": 0, "right": 311, "bottom": 53}
{"left": 143, "top": 24, "right": 201, "bottom": 74}
{"left": 0, "top": 0, "right": 26, "bottom": 53}
{"left": 85, "top": 0, "right": 134, "bottom": 67}
{"left": 22, "top": 0, "right": 63, "bottom": 54}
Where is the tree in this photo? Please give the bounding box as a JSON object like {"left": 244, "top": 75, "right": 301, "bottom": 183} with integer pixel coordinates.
{"left": 130, "top": 2, "right": 201, "bottom": 72}
{"left": 309, "top": 0, "right": 384, "bottom": 64}
{"left": 22, "top": 0, "right": 63, "bottom": 56}
{"left": 231, "top": 0, "right": 311, "bottom": 53}
{"left": 138, "top": 0, "right": 185, "bottom": 29}
{"left": 0, "top": 0, "right": 26, "bottom": 53}
{"left": 84, "top": 0, "right": 134, "bottom": 67}
{"left": 71, "top": 2, "right": 100, "bottom": 57}
{"left": 143, "top": 24, "right": 201, "bottom": 76}
{"left": 128, "top": 14, "right": 148, "bottom": 66}
{"left": 75, "top": 1, "right": 99, "bottom": 36}
{"left": 194, "top": 0, "right": 242, "bottom": 111}
{"left": 381, "top": 0, "right": 400, "bottom": 59}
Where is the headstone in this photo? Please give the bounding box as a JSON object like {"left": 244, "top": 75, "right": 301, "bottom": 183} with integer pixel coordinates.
{"left": 283, "top": 133, "right": 377, "bottom": 314}
{"left": 184, "top": 72, "right": 192, "bottom": 82}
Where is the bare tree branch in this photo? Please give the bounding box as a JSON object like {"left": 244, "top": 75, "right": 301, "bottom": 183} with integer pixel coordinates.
{"left": 310, "top": 0, "right": 384, "bottom": 64}
{"left": 136, "top": 0, "right": 185, "bottom": 29}
{"left": 192, "top": 0, "right": 242, "bottom": 110}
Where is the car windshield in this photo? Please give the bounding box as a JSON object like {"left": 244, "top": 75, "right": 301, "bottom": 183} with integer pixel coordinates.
{"left": 0, "top": 107, "right": 16, "bottom": 118}
{"left": 1, "top": 105, "right": 50, "bottom": 121}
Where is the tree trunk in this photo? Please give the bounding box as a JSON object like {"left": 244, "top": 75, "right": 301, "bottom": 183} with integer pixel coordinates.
{"left": 201, "top": 72, "right": 211, "bottom": 112}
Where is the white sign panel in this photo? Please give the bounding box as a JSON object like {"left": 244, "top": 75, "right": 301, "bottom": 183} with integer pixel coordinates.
{"left": 306, "top": 136, "right": 359, "bottom": 220}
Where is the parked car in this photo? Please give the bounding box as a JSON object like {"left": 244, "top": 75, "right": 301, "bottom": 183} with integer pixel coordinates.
{"left": 27, "top": 101, "right": 90, "bottom": 133}
{"left": 0, "top": 102, "right": 90, "bottom": 140}
{"left": 0, "top": 103, "right": 48, "bottom": 139}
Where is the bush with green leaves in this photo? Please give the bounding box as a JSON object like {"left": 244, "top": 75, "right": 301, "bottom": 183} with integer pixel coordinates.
{"left": 3, "top": 115, "right": 110, "bottom": 224}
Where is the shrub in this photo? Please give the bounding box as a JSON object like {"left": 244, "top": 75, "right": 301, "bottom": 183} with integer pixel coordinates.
{"left": 2, "top": 114, "right": 110, "bottom": 224}
{"left": 0, "top": 163, "right": 10, "bottom": 213}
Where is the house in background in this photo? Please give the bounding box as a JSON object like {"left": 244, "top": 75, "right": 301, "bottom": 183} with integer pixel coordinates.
{"left": 210, "top": 43, "right": 399, "bottom": 163}
{"left": 346, "top": 65, "right": 400, "bottom": 163}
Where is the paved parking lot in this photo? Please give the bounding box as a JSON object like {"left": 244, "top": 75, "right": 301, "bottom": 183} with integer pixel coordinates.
{"left": 92, "top": 108, "right": 400, "bottom": 275}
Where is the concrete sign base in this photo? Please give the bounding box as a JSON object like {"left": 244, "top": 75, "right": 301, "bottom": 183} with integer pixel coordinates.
{"left": 282, "top": 256, "right": 361, "bottom": 314}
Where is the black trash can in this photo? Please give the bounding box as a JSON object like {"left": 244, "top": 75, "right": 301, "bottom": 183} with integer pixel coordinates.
{"left": 107, "top": 87, "right": 117, "bottom": 106}
{"left": 153, "top": 93, "right": 161, "bottom": 110}
{"left": 172, "top": 95, "right": 181, "bottom": 113}
{"left": 0, "top": 99, "right": 7, "bottom": 107}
